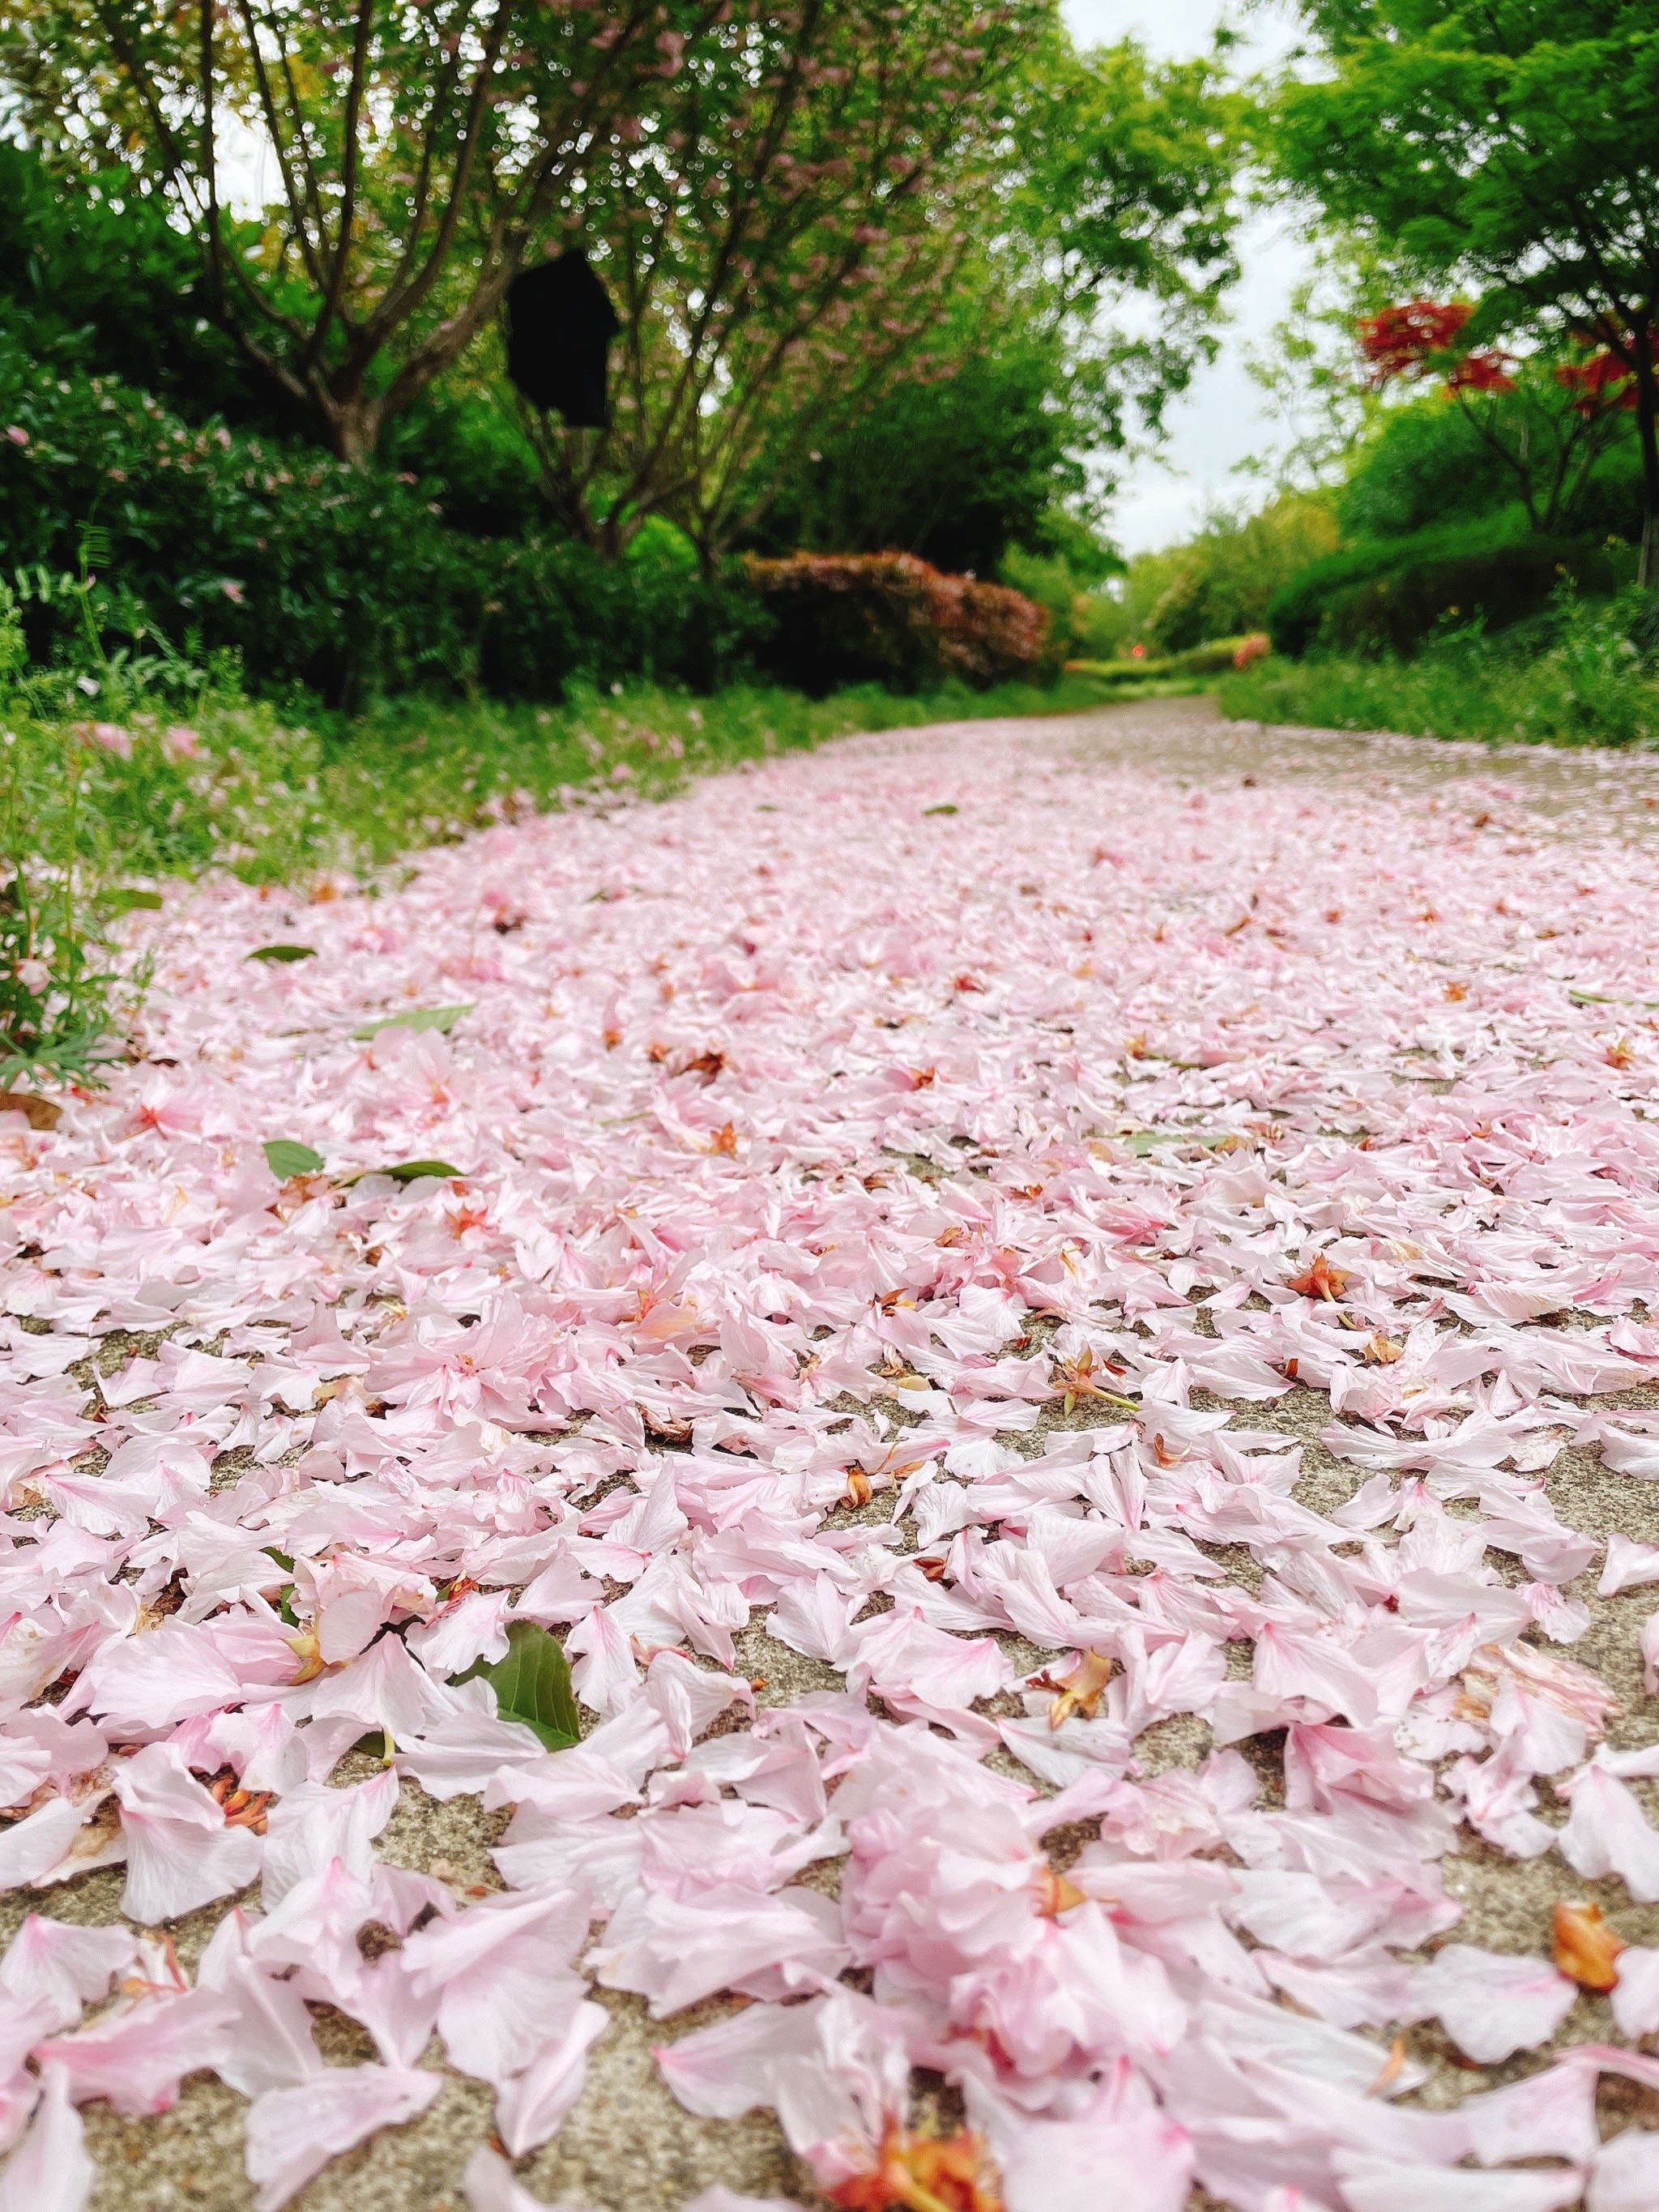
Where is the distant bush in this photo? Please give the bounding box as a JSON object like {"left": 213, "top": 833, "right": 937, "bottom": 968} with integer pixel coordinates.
{"left": 998, "top": 546, "right": 1127, "bottom": 662}
{"left": 744, "top": 315, "right": 1100, "bottom": 581}
{"left": 1137, "top": 495, "right": 1341, "bottom": 653}
{"left": 1265, "top": 515, "right": 1633, "bottom": 658}
{"left": 746, "top": 553, "right": 1051, "bottom": 694}
{"left": 1068, "top": 636, "right": 1251, "bottom": 684}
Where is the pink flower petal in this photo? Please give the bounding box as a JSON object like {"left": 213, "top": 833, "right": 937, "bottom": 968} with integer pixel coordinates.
{"left": 243, "top": 2065, "right": 441, "bottom": 2210}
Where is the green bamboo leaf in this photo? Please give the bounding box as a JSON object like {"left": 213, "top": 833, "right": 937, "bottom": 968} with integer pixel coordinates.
{"left": 352, "top": 1002, "right": 473, "bottom": 1040}
{"left": 249, "top": 942, "right": 317, "bottom": 963}
{"left": 264, "top": 1138, "right": 324, "bottom": 1178}
{"left": 463, "top": 1621, "right": 580, "bottom": 1751}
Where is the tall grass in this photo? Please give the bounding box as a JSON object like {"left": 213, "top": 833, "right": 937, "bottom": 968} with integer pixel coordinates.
{"left": 1218, "top": 587, "right": 1659, "bottom": 749}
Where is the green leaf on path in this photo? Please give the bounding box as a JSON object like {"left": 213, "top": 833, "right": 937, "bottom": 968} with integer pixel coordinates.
{"left": 340, "top": 1157, "right": 463, "bottom": 1186}
{"left": 351, "top": 1002, "right": 473, "bottom": 1040}
{"left": 923, "top": 803, "right": 958, "bottom": 816}
{"left": 106, "top": 888, "right": 164, "bottom": 913}
{"left": 264, "top": 1138, "right": 325, "bottom": 1178}
{"left": 249, "top": 943, "right": 317, "bottom": 963}
{"left": 459, "top": 1621, "right": 580, "bottom": 1751}
{"left": 1124, "top": 1127, "right": 1242, "bottom": 1155}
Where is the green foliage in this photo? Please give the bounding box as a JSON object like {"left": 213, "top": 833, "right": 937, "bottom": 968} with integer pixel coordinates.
{"left": 0, "top": 593, "right": 124, "bottom": 1087}
{"left": 1270, "top": 2, "right": 1659, "bottom": 324}
{"left": 1222, "top": 588, "right": 1659, "bottom": 748}
{"left": 1071, "top": 638, "right": 1253, "bottom": 684}
{"left": 350, "top": 1006, "right": 473, "bottom": 1042}
{"left": 749, "top": 324, "right": 1098, "bottom": 580}
{"left": 264, "top": 1140, "right": 324, "bottom": 1180}
{"left": 0, "top": 342, "right": 770, "bottom": 707}
{"left": 1341, "top": 404, "right": 1521, "bottom": 542}
{"left": 1266, "top": 515, "right": 1633, "bottom": 659}
{"left": 1011, "top": 33, "right": 1244, "bottom": 436}
{"left": 1137, "top": 497, "right": 1341, "bottom": 653}
{"left": 461, "top": 1623, "right": 580, "bottom": 1750}
{"left": 1266, "top": 0, "right": 1659, "bottom": 565}
{"left": 998, "top": 549, "right": 1126, "bottom": 663}
{"left": 1340, "top": 369, "right": 1644, "bottom": 546}
{"left": 0, "top": 147, "right": 270, "bottom": 428}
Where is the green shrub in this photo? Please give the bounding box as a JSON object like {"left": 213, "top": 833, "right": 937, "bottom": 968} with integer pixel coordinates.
{"left": 998, "top": 547, "right": 1127, "bottom": 662}
{"left": 1339, "top": 403, "right": 1520, "bottom": 541}
{"left": 0, "top": 147, "right": 271, "bottom": 430}
{"left": 744, "top": 316, "right": 1098, "bottom": 580}
{"left": 1340, "top": 386, "right": 1646, "bottom": 546}
{"left": 745, "top": 553, "right": 1051, "bottom": 694}
{"left": 0, "top": 342, "right": 770, "bottom": 706}
{"left": 1265, "top": 515, "right": 1634, "bottom": 659}
{"left": 1221, "top": 587, "right": 1659, "bottom": 748}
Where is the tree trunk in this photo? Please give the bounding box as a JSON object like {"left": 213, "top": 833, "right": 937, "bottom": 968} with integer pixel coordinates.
{"left": 327, "top": 394, "right": 383, "bottom": 469}
{"left": 1632, "top": 320, "right": 1659, "bottom": 589}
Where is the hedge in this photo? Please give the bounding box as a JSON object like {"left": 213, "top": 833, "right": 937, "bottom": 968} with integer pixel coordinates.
{"left": 1266, "top": 516, "right": 1634, "bottom": 659}
{"left": 746, "top": 552, "right": 1051, "bottom": 694}
{"left": 0, "top": 339, "right": 768, "bottom": 706}
{"left": 1066, "top": 636, "right": 1253, "bottom": 684}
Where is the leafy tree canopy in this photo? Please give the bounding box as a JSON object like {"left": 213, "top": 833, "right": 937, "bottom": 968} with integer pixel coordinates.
{"left": 1267, "top": 0, "right": 1659, "bottom": 576}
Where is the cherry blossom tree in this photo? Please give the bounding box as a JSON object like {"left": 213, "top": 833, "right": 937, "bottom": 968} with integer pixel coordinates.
{"left": 515, "top": 0, "right": 1042, "bottom": 566}
{"left": 522, "top": 12, "right": 1240, "bottom": 567}
{"left": 0, "top": 0, "right": 721, "bottom": 462}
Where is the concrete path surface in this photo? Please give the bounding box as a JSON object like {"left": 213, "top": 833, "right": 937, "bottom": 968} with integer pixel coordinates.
{"left": 2, "top": 696, "right": 1658, "bottom": 2212}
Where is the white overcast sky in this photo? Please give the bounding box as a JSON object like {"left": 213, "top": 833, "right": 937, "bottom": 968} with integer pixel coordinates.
{"left": 1060, "top": 0, "right": 1313, "bottom": 553}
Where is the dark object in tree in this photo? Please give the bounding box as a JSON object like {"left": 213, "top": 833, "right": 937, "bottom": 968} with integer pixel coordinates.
{"left": 505, "top": 252, "right": 620, "bottom": 429}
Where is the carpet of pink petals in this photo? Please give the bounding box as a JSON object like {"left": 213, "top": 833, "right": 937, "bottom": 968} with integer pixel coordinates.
{"left": 5, "top": 717, "right": 1659, "bottom": 2211}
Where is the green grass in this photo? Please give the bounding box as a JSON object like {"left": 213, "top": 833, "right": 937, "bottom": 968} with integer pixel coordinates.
{"left": 2, "top": 664, "right": 1115, "bottom": 1082}
{"left": 17, "top": 669, "right": 1111, "bottom": 893}
{"left": 1218, "top": 591, "right": 1659, "bottom": 749}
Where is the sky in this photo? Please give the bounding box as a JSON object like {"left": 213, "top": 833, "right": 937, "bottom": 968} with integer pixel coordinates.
{"left": 1060, "top": 0, "right": 1315, "bottom": 554}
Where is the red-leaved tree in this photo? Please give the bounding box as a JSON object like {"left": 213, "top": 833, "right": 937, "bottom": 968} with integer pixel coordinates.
{"left": 1356, "top": 301, "right": 1639, "bottom": 536}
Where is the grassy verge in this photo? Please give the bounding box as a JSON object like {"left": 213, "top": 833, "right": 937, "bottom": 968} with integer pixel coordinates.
{"left": 16, "top": 669, "right": 1111, "bottom": 890}
{"left": 1217, "top": 591, "right": 1659, "bottom": 749}
{"left": 2, "top": 667, "right": 1111, "bottom": 1083}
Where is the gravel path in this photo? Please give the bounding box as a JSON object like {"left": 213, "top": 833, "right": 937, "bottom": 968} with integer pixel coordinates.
{"left": 4, "top": 695, "right": 1659, "bottom": 2212}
